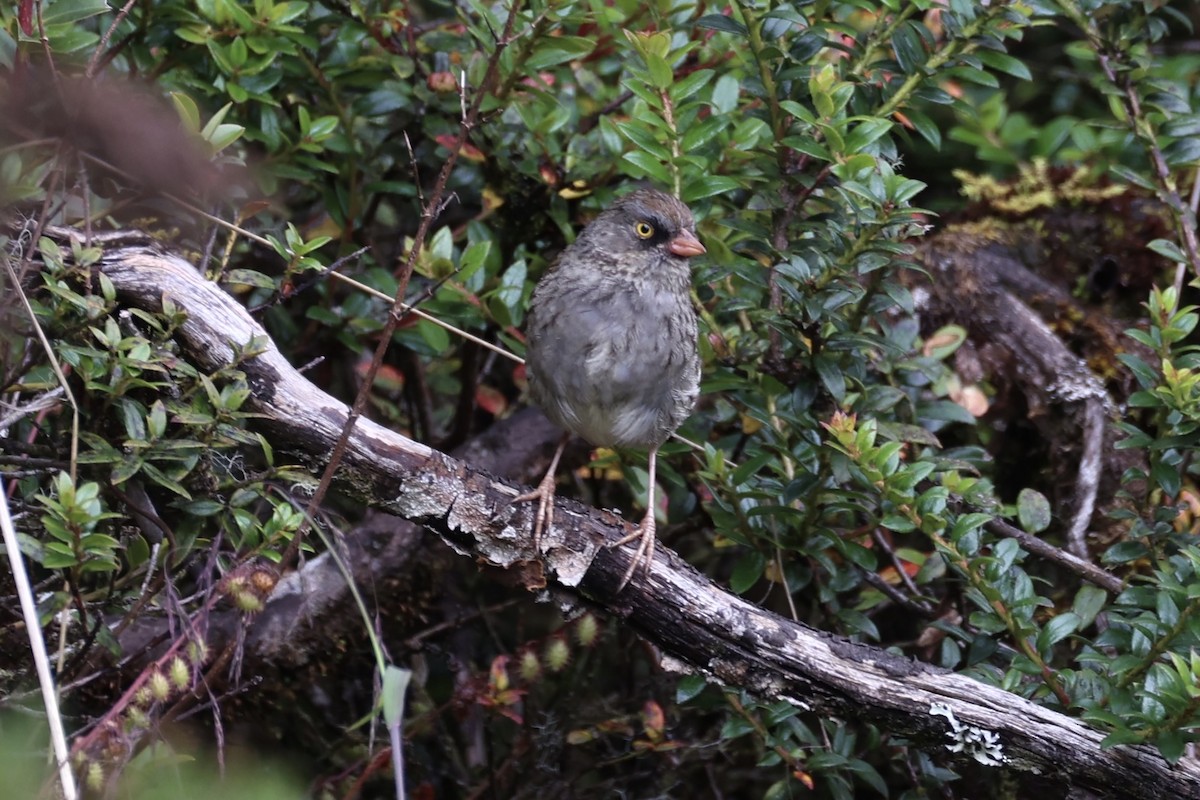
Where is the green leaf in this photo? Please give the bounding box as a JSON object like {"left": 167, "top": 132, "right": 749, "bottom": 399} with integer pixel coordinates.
{"left": 223, "top": 269, "right": 276, "bottom": 290}
{"left": 1038, "top": 612, "right": 1079, "bottom": 650}
{"left": 1163, "top": 115, "right": 1200, "bottom": 138}
{"left": 891, "top": 22, "right": 925, "bottom": 73}
{"left": 170, "top": 92, "right": 202, "bottom": 132}
{"left": 1155, "top": 731, "right": 1186, "bottom": 764}
{"left": 622, "top": 150, "right": 671, "bottom": 184}
{"left": 41, "top": 543, "right": 80, "bottom": 569}
{"left": 616, "top": 120, "right": 671, "bottom": 161}
{"left": 458, "top": 241, "right": 492, "bottom": 285}
{"left": 901, "top": 107, "right": 941, "bottom": 150}
{"left": 126, "top": 534, "right": 151, "bottom": 568}
{"left": 844, "top": 119, "right": 894, "bottom": 153}
{"left": 1103, "top": 540, "right": 1148, "bottom": 564}
{"left": 676, "top": 674, "right": 708, "bottom": 703}
{"left": 779, "top": 100, "right": 815, "bottom": 125}
{"left": 1109, "top": 164, "right": 1155, "bottom": 191}
{"left": 644, "top": 52, "right": 675, "bottom": 90}
{"left": 781, "top": 135, "right": 830, "bottom": 161}
{"left": 1072, "top": 584, "right": 1108, "bottom": 627}
{"left": 119, "top": 399, "right": 147, "bottom": 442}
{"left": 1164, "top": 137, "right": 1200, "bottom": 167}
{"left": 696, "top": 14, "right": 747, "bottom": 36}
{"left": 682, "top": 175, "right": 741, "bottom": 202}
{"left": 947, "top": 65, "right": 999, "bottom": 88}
{"left": 974, "top": 50, "right": 1032, "bottom": 80}
{"left": 681, "top": 115, "right": 730, "bottom": 151}
{"left": 526, "top": 36, "right": 595, "bottom": 70}
{"left": 836, "top": 608, "right": 880, "bottom": 640}
{"left": 729, "top": 550, "right": 765, "bottom": 594}
{"left": 1016, "top": 488, "right": 1051, "bottom": 533}
{"left": 41, "top": 0, "right": 110, "bottom": 25}
{"left": 814, "top": 354, "right": 846, "bottom": 402}
{"left": 671, "top": 69, "right": 713, "bottom": 103}
{"left": 429, "top": 224, "right": 454, "bottom": 265}
{"left": 492, "top": 259, "right": 527, "bottom": 325}
{"left": 876, "top": 422, "right": 941, "bottom": 446}
{"left": 924, "top": 324, "right": 966, "bottom": 361}
{"left": 918, "top": 399, "right": 975, "bottom": 424}
{"left": 1147, "top": 239, "right": 1185, "bottom": 263}
{"left": 711, "top": 74, "right": 740, "bottom": 115}
{"left": 731, "top": 451, "right": 773, "bottom": 485}
{"left": 1145, "top": 92, "right": 1190, "bottom": 115}
{"left": 416, "top": 318, "right": 450, "bottom": 353}
{"left": 140, "top": 462, "right": 192, "bottom": 499}
{"left": 880, "top": 514, "right": 916, "bottom": 533}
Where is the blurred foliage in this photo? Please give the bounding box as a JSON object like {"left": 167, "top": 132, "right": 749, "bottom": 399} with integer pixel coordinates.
{"left": 0, "top": 713, "right": 303, "bottom": 799}
{"left": 3, "top": 0, "right": 1200, "bottom": 797}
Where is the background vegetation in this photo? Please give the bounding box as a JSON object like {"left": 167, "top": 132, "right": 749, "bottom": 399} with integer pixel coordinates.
{"left": 2, "top": 0, "right": 1200, "bottom": 797}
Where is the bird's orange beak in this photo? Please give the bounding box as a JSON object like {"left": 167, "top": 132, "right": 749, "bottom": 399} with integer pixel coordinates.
{"left": 668, "top": 229, "right": 706, "bottom": 258}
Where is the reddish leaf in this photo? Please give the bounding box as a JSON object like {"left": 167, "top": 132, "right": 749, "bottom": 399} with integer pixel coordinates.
{"left": 434, "top": 134, "right": 485, "bottom": 162}
{"left": 363, "top": 363, "right": 405, "bottom": 393}
{"left": 19, "top": 0, "right": 34, "bottom": 35}
{"left": 641, "top": 700, "right": 666, "bottom": 742}
{"left": 475, "top": 384, "right": 507, "bottom": 415}
{"left": 489, "top": 654, "right": 510, "bottom": 692}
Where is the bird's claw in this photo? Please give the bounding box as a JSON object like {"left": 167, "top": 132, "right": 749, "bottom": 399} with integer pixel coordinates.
{"left": 511, "top": 471, "right": 557, "bottom": 554}
{"left": 609, "top": 511, "right": 656, "bottom": 591}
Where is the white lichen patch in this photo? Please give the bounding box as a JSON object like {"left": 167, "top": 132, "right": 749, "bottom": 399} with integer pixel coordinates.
{"left": 930, "top": 702, "right": 1007, "bottom": 766}
{"left": 778, "top": 694, "right": 812, "bottom": 712}
{"left": 392, "top": 473, "right": 454, "bottom": 519}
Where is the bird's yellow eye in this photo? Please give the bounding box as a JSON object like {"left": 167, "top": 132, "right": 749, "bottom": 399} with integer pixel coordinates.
{"left": 634, "top": 221, "right": 655, "bottom": 239}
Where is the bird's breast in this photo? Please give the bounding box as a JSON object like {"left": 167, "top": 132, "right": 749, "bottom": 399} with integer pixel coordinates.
{"left": 526, "top": 275, "right": 699, "bottom": 449}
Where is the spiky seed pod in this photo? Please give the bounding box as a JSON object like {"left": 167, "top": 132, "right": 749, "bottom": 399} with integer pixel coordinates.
{"left": 168, "top": 656, "right": 190, "bottom": 691}
{"left": 148, "top": 670, "right": 171, "bottom": 702}
{"left": 574, "top": 613, "right": 600, "bottom": 647}
{"left": 517, "top": 649, "right": 542, "bottom": 683}
{"left": 544, "top": 636, "right": 571, "bottom": 673}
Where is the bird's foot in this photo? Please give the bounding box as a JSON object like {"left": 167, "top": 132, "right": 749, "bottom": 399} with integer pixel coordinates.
{"left": 511, "top": 470, "right": 558, "bottom": 553}
{"left": 609, "top": 509, "right": 656, "bottom": 591}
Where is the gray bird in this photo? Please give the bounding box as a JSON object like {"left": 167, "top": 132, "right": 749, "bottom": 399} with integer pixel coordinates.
{"left": 516, "top": 188, "right": 704, "bottom": 589}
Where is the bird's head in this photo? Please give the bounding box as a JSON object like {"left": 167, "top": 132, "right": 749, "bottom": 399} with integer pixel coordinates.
{"left": 582, "top": 188, "right": 706, "bottom": 269}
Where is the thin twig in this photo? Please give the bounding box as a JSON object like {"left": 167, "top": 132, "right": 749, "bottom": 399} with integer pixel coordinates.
{"left": 859, "top": 568, "right": 935, "bottom": 618}
{"left": 871, "top": 527, "right": 926, "bottom": 602}
{"left": 86, "top": 0, "right": 138, "bottom": 78}
{"left": 986, "top": 519, "right": 1123, "bottom": 594}
{"left": 1, "top": 479, "right": 78, "bottom": 800}
{"left": 1174, "top": 166, "right": 1200, "bottom": 296}
{"left": 0, "top": 387, "right": 64, "bottom": 431}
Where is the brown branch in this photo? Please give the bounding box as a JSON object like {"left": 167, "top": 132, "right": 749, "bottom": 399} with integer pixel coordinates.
{"left": 86, "top": 0, "right": 138, "bottom": 78}
{"left": 986, "top": 520, "right": 1123, "bottom": 595}
{"left": 76, "top": 229, "right": 1200, "bottom": 800}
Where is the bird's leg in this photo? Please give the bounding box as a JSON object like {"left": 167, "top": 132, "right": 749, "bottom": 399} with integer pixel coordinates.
{"left": 511, "top": 432, "right": 570, "bottom": 553}
{"left": 610, "top": 446, "right": 659, "bottom": 590}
